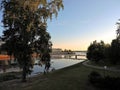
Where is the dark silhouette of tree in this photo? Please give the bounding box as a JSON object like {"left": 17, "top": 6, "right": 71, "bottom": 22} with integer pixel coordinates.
{"left": 109, "top": 39, "right": 120, "bottom": 64}
{"left": 108, "top": 20, "right": 120, "bottom": 64}
{"left": 116, "top": 20, "right": 120, "bottom": 39}
{"left": 87, "top": 20, "right": 120, "bottom": 64}
{"left": 87, "top": 40, "right": 108, "bottom": 63}
{"left": 0, "top": 0, "right": 63, "bottom": 82}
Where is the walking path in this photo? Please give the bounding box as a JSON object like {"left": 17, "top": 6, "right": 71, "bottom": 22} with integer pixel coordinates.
{"left": 82, "top": 60, "right": 120, "bottom": 72}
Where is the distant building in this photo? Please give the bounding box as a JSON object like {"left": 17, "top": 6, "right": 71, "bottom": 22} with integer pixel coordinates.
{"left": 51, "top": 48, "right": 63, "bottom": 58}
{"left": 51, "top": 48, "right": 62, "bottom": 54}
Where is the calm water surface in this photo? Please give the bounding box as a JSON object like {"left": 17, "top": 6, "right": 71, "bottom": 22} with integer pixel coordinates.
{"left": 0, "top": 59, "right": 85, "bottom": 76}
{"left": 30, "top": 59, "right": 84, "bottom": 76}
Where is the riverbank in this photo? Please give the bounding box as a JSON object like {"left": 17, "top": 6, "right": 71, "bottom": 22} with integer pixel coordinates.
{"left": 0, "top": 62, "right": 120, "bottom": 90}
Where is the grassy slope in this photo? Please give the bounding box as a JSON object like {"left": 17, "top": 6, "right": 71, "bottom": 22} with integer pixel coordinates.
{"left": 0, "top": 62, "right": 120, "bottom": 90}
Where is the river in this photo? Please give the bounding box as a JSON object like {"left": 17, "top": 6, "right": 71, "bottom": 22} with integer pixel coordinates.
{"left": 0, "top": 59, "right": 85, "bottom": 76}
{"left": 30, "top": 59, "right": 84, "bottom": 76}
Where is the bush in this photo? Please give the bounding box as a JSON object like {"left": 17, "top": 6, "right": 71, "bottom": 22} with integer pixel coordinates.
{"left": 101, "top": 76, "right": 120, "bottom": 90}
{"left": 88, "top": 71, "right": 102, "bottom": 87}
{"left": 88, "top": 71, "right": 120, "bottom": 90}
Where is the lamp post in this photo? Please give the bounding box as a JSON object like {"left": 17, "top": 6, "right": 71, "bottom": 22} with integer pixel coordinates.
{"left": 104, "top": 66, "right": 107, "bottom": 77}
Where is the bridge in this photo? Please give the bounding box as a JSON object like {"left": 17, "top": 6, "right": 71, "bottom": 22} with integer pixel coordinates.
{"left": 51, "top": 51, "right": 87, "bottom": 60}
{"left": 63, "top": 54, "right": 86, "bottom": 60}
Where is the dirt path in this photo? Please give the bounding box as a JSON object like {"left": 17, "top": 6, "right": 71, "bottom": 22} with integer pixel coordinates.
{"left": 82, "top": 60, "right": 120, "bottom": 72}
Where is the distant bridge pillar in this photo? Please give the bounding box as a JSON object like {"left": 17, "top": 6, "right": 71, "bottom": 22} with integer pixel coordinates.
{"left": 75, "top": 55, "right": 77, "bottom": 59}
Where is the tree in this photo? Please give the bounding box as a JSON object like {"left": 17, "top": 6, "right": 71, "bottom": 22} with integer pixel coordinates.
{"left": 108, "top": 20, "right": 120, "bottom": 64}
{"left": 116, "top": 19, "right": 120, "bottom": 40}
{"left": 87, "top": 40, "right": 107, "bottom": 63}
{"left": 109, "top": 39, "right": 120, "bottom": 64}
{"left": 0, "top": 0, "right": 63, "bottom": 82}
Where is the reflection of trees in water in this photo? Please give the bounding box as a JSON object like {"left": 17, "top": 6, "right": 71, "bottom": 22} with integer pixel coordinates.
{"left": 41, "top": 53, "right": 51, "bottom": 74}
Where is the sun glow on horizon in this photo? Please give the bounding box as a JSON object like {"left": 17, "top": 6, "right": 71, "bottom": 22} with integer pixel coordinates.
{"left": 52, "top": 28, "right": 116, "bottom": 51}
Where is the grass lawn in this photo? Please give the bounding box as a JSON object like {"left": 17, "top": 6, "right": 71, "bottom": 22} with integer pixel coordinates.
{"left": 0, "top": 62, "right": 120, "bottom": 90}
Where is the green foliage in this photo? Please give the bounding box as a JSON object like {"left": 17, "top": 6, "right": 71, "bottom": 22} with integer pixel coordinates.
{"left": 87, "top": 38, "right": 120, "bottom": 64}
{"left": 63, "top": 49, "right": 74, "bottom": 54}
{"left": 41, "top": 52, "right": 50, "bottom": 62}
{"left": 87, "top": 20, "right": 120, "bottom": 64}
{"left": 0, "top": 0, "right": 63, "bottom": 82}
{"left": 87, "top": 40, "right": 109, "bottom": 62}
{"left": 109, "top": 39, "right": 120, "bottom": 64}
{"left": 88, "top": 71, "right": 102, "bottom": 87}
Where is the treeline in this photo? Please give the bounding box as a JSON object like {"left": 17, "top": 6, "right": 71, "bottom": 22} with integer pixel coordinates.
{"left": 87, "top": 38, "right": 120, "bottom": 65}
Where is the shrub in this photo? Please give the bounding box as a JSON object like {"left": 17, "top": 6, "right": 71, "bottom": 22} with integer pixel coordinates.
{"left": 88, "top": 71, "right": 102, "bottom": 87}
{"left": 101, "top": 76, "right": 120, "bottom": 90}
{"left": 88, "top": 71, "right": 120, "bottom": 90}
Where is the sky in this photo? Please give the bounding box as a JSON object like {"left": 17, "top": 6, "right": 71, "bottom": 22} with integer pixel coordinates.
{"left": 47, "top": 0, "right": 120, "bottom": 50}
{"left": 0, "top": 0, "right": 120, "bottom": 51}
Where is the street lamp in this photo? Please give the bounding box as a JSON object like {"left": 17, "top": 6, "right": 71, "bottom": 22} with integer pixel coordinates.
{"left": 104, "top": 66, "right": 107, "bottom": 77}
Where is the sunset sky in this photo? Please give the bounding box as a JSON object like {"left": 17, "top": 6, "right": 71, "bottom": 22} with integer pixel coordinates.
{"left": 0, "top": 0, "right": 120, "bottom": 50}
{"left": 47, "top": 0, "right": 120, "bottom": 50}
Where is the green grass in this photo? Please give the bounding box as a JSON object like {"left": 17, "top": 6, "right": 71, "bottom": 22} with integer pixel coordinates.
{"left": 0, "top": 62, "right": 120, "bottom": 90}
{"left": 0, "top": 72, "right": 21, "bottom": 82}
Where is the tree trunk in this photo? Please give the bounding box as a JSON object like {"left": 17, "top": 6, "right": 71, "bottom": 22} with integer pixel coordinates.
{"left": 22, "top": 65, "right": 27, "bottom": 82}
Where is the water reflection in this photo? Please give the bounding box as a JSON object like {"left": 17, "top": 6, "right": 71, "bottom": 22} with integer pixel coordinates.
{"left": 30, "top": 59, "right": 84, "bottom": 76}
{"left": 0, "top": 59, "right": 85, "bottom": 76}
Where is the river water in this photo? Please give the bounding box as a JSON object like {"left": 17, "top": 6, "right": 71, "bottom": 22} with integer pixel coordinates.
{"left": 30, "top": 59, "right": 84, "bottom": 76}
{"left": 0, "top": 59, "right": 85, "bottom": 76}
